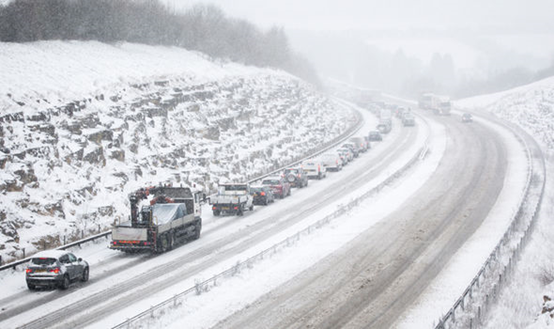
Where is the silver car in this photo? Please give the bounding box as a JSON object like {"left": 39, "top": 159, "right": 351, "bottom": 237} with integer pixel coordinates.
{"left": 26, "top": 250, "right": 89, "bottom": 290}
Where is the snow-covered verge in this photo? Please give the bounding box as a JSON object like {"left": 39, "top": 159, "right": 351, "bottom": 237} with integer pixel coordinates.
{"left": 0, "top": 41, "right": 353, "bottom": 264}
{"left": 454, "top": 77, "right": 554, "bottom": 328}
{"left": 457, "top": 76, "right": 554, "bottom": 150}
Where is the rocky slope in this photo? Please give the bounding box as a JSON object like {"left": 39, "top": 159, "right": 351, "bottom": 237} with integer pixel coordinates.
{"left": 0, "top": 41, "right": 354, "bottom": 263}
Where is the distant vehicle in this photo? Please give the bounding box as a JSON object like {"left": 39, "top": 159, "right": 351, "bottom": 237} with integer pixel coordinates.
{"left": 283, "top": 167, "right": 309, "bottom": 188}
{"left": 302, "top": 159, "right": 327, "bottom": 179}
{"left": 111, "top": 186, "right": 204, "bottom": 252}
{"left": 210, "top": 183, "right": 254, "bottom": 216}
{"left": 261, "top": 176, "right": 291, "bottom": 199}
{"left": 319, "top": 153, "right": 343, "bottom": 172}
{"left": 368, "top": 130, "right": 383, "bottom": 141}
{"left": 26, "top": 250, "right": 89, "bottom": 290}
{"left": 349, "top": 136, "right": 368, "bottom": 152}
{"left": 342, "top": 142, "right": 360, "bottom": 158}
{"left": 377, "top": 121, "right": 392, "bottom": 134}
{"left": 462, "top": 113, "right": 473, "bottom": 123}
{"left": 402, "top": 114, "right": 416, "bottom": 126}
{"left": 250, "top": 185, "right": 275, "bottom": 205}
{"left": 337, "top": 148, "right": 354, "bottom": 163}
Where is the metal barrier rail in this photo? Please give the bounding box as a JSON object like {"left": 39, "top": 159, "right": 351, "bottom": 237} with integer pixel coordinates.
{"left": 0, "top": 102, "right": 363, "bottom": 272}
{"left": 0, "top": 231, "right": 111, "bottom": 271}
{"left": 434, "top": 117, "right": 546, "bottom": 329}
{"left": 112, "top": 115, "right": 431, "bottom": 329}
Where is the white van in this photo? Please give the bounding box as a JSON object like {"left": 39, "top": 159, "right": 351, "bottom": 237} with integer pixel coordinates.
{"left": 318, "top": 153, "right": 343, "bottom": 172}
{"left": 302, "top": 159, "right": 327, "bottom": 179}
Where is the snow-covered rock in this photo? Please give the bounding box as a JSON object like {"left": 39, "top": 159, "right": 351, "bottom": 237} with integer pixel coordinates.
{"left": 0, "top": 41, "right": 354, "bottom": 263}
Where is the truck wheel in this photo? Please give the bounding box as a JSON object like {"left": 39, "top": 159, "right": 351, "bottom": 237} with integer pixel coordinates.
{"left": 193, "top": 222, "right": 201, "bottom": 240}
{"left": 167, "top": 233, "right": 173, "bottom": 251}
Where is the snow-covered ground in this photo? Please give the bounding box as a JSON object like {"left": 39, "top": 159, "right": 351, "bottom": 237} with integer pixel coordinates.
{"left": 0, "top": 41, "right": 354, "bottom": 263}
{"left": 1, "top": 38, "right": 552, "bottom": 328}
{"left": 455, "top": 77, "right": 554, "bottom": 328}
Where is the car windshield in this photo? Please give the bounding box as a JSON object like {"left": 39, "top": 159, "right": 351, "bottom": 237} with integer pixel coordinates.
{"left": 285, "top": 169, "right": 298, "bottom": 174}
{"left": 262, "top": 179, "right": 279, "bottom": 185}
{"left": 251, "top": 187, "right": 263, "bottom": 193}
{"left": 31, "top": 257, "right": 57, "bottom": 266}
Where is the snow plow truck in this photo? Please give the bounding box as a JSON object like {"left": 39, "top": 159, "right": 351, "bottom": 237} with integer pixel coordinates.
{"left": 110, "top": 186, "right": 204, "bottom": 253}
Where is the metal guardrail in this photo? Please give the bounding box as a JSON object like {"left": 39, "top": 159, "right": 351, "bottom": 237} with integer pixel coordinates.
{"left": 0, "top": 103, "right": 363, "bottom": 272}
{"left": 434, "top": 117, "right": 546, "bottom": 329}
{"left": 0, "top": 231, "right": 111, "bottom": 272}
{"left": 112, "top": 113, "right": 431, "bottom": 329}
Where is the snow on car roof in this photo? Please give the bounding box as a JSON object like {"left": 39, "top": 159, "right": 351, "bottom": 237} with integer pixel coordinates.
{"left": 31, "top": 250, "right": 69, "bottom": 259}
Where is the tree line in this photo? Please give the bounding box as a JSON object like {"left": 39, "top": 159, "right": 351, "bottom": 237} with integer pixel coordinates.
{"left": 0, "top": 0, "right": 319, "bottom": 84}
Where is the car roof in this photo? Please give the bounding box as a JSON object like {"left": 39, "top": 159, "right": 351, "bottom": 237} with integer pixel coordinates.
{"left": 31, "top": 250, "right": 69, "bottom": 259}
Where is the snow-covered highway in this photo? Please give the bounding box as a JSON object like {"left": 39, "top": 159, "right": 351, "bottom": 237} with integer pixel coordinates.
{"left": 0, "top": 100, "right": 534, "bottom": 329}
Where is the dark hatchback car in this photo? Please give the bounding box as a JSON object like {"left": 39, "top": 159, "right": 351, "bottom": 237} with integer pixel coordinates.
{"left": 250, "top": 185, "right": 275, "bottom": 205}
{"left": 26, "top": 250, "right": 89, "bottom": 290}
{"left": 368, "top": 130, "right": 383, "bottom": 141}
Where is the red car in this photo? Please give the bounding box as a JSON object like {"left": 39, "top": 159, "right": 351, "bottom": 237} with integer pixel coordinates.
{"left": 261, "top": 176, "right": 291, "bottom": 199}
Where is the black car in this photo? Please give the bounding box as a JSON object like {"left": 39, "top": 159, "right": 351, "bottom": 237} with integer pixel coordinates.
{"left": 462, "top": 113, "right": 473, "bottom": 123}
{"left": 368, "top": 130, "right": 383, "bottom": 141}
{"left": 283, "top": 167, "right": 309, "bottom": 188}
{"left": 26, "top": 250, "right": 89, "bottom": 290}
{"left": 250, "top": 185, "right": 275, "bottom": 205}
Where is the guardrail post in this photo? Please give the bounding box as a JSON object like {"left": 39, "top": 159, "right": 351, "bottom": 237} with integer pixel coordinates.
{"left": 22, "top": 248, "right": 25, "bottom": 259}
{"left": 0, "top": 255, "right": 2, "bottom": 266}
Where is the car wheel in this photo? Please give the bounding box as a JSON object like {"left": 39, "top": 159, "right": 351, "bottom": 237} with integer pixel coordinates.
{"left": 27, "top": 282, "right": 36, "bottom": 290}
{"left": 213, "top": 210, "right": 220, "bottom": 216}
{"left": 249, "top": 204, "right": 254, "bottom": 211}
{"left": 288, "top": 189, "right": 292, "bottom": 197}
{"left": 59, "top": 275, "right": 70, "bottom": 290}
{"left": 81, "top": 267, "right": 89, "bottom": 282}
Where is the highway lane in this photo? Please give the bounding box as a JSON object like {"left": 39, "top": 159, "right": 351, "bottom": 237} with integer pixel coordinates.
{"left": 0, "top": 107, "right": 424, "bottom": 328}
{"left": 212, "top": 110, "right": 517, "bottom": 329}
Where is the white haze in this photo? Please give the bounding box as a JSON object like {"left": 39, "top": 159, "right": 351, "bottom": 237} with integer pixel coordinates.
{"left": 166, "top": 0, "right": 554, "bottom": 98}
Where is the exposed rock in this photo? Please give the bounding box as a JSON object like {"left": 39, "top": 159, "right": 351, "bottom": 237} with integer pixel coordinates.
{"left": 65, "top": 148, "right": 84, "bottom": 164}
{"left": 43, "top": 201, "right": 65, "bottom": 218}
{"left": 0, "top": 218, "right": 20, "bottom": 244}
{"left": 26, "top": 111, "right": 49, "bottom": 122}
{"left": 81, "top": 114, "right": 100, "bottom": 128}
{"left": 142, "top": 107, "right": 168, "bottom": 118}
{"left": 0, "top": 112, "right": 24, "bottom": 124}
{"left": 83, "top": 146, "right": 106, "bottom": 166}
{"left": 87, "top": 129, "right": 113, "bottom": 144}
{"left": 110, "top": 149, "right": 125, "bottom": 161}
{"left": 14, "top": 167, "right": 38, "bottom": 185}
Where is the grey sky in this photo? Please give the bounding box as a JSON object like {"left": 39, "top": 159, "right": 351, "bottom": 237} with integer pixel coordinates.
{"left": 165, "top": 0, "right": 554, "bottom": 31}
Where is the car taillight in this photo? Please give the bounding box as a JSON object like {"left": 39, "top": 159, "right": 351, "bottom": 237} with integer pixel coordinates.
{"left": 261, "top": 192, "right": 265, "bottom": 196}
{"left": 212, "top": 206, "right": 216, "bottom": 210}
{"left": 234, "top": 206, "right": 238, "bottom": 210}
{"left": 26, "top": 268, "right": 32, "bottom": 274}
{"left": 49, "top": 268, "right": 61, "bottom": 274}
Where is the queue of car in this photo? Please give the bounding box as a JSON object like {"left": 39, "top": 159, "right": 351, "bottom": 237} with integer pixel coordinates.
{"left": 22, "top": 116, "right": 394, "bottom": 292}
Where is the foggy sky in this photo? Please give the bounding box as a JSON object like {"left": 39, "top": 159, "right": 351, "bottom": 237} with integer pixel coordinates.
{"left": 165, "top": 0, "right": 554, "bottom": 31}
